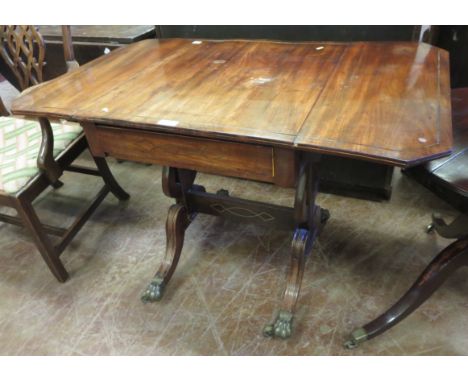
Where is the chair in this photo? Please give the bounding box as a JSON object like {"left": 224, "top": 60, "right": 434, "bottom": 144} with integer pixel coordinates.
{"left": 344, "top": 87, "right": 468, "bottom": 348}
{"left": 0, "top": 25, "right": 129, "bottom": 282}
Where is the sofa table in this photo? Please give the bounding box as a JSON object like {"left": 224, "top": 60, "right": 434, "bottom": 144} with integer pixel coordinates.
{"left": 11, "top": 38, "right": 452, "bottom": 339}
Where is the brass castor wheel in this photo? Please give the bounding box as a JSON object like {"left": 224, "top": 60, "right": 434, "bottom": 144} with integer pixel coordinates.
{"left": 343, "top": 328, "right": 368, "bottom": 349}
{"left": 426, "top": 223, "right": 435, "bottom": 234}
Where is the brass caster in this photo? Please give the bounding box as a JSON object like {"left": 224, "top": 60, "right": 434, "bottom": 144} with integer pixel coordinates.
{"left": 344, "top": 328, "right": 368, "bottom": 349}
{"left": 141, "top": 277, "right": 165, "bottom": 303}
{"left": 263, "top": 310, "right": 294, "bottom": 339}
{"left": 426, "top": 223, "right": 435, "bottom": 234}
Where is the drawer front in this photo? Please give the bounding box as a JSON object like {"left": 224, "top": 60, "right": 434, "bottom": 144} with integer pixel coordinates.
{"left": 88, "top": 125, "right": 275, "bottom": 183}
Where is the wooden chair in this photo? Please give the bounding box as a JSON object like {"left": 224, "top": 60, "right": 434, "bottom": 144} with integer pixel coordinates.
{"left": 344, "top": 88, "right": 468, "bottom": 348}
{"left": 0, "top": 25, "right": 129, "bottom": 282}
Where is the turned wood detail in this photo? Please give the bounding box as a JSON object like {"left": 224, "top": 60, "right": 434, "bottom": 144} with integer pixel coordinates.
{"left": 0, "top": 25, "right": 45, "bottom": 90}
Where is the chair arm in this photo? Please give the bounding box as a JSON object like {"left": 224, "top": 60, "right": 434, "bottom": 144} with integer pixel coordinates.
{"left": 37, "top": 117, "right": 63, "bottom": 184}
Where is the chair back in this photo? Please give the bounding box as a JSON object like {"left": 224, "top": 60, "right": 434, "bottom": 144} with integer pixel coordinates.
{"left": 0, "top": 25, "right": 77, "bottom": 92}
{"left": 0, "top": 26, "right": 46, "bottom": 91}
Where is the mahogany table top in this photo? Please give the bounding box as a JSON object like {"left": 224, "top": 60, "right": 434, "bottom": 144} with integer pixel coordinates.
{"left": 11, "top": 38, "right": 452, "bottom": 167}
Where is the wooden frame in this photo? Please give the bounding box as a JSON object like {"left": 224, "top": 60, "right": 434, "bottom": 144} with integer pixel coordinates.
{"left": 0, "top": 26, "right": 129, "bottom": 282}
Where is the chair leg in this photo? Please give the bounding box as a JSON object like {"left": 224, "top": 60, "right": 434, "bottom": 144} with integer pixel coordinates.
{"left": 51, "top": 180, "right": 64, "bottom": 189}
{"left": 15, "top": 198, "right": 69, "bottom": 282}
{"left": 92, "top": 156, "right": 130, "bottom": 201}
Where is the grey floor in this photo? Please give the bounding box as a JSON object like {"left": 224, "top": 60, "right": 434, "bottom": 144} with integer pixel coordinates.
{"left": 0, "top": 150, "right": 467, "bottom": 355}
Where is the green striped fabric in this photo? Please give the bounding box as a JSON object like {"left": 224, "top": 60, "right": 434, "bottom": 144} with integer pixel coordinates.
{"left": 0, "top": 116, "right": 82, "bottom": 194}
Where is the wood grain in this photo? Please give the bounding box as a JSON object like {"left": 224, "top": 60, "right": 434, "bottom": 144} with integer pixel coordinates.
{"left": 11, "top": 38, "right": 452, "bottom": 167}
{"left": 296, "top": 42, "right": 453, "bottom": 166}
{"left": 85, "top": 123, "right": 275, "bottom": 183}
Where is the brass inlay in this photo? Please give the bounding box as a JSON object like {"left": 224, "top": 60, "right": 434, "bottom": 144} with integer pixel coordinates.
{"left": 211, "top": 204, "right": 275, "bottom": 222}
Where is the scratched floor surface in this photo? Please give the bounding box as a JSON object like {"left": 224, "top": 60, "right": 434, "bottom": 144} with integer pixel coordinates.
{"left": 0, "top": 150, "right": 467, "bottom": 355}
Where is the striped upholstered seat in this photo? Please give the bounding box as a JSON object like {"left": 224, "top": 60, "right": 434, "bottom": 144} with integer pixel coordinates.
{"left": 0, "top": 116, "right": 82, "bottom": 194}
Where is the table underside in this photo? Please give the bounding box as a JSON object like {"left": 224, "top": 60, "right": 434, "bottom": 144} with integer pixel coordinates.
{"left": 82, "top": 120, "right": 332, "bottom": 338}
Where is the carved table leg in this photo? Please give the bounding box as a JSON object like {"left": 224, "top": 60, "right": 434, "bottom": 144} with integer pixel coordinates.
{"left": 141, "top": 160, "right": 330, "bottom": 339}
{"left": 345, "top": 235, "right": 468, "bottom": 348}
{"left": 141, "top": 204, "right": 191, "bottom": 302}
{"left": 141, "top": 167, "right": 197, "bottom": 303}
{"left": 264, "top": 155, "right": 329, "bottom": 339}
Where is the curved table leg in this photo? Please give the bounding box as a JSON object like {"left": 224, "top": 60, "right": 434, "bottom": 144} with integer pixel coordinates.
{"left": 93, "top": 156, "right": 130, "bottom": 201}
{"left": 264, "top": 155, "right": 329, "bottom": 339}
{"left": 345, "top": 235, "right": 468, "bottom": 348}
{"left": 141, "top": 204, "right": 190, "bottom": 302}
{"left": 141, "top": 166, "right": 197, "bottom": 303}
{"left": 263, "top": 228, "right": 313, "bottom": 338}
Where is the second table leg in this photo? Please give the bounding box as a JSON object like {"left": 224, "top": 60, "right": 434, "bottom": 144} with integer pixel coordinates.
{"left": 141, "top": 167, "right": 198, "bottom": 303}
{"left": 264, "top": 155, "right": 329, "bottom": 339}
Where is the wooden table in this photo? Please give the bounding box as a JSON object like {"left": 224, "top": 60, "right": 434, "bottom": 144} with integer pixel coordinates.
{"left": 11, "top": 38, "right": 452, "bottom": 339}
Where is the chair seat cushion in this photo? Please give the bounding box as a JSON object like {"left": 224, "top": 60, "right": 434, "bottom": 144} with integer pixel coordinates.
{"left": 0, "top": 116, "right": 82, "bottom": 194}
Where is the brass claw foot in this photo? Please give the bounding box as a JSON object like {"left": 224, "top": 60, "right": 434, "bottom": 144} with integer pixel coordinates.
{"left": 141, "top": 277, "right": 165, "bottom": 303}
{"left": 344, "top": 328, "right": 368, "bottom": 349}
{"left": 263, "top": 310, "right": 294, "bottom": 339}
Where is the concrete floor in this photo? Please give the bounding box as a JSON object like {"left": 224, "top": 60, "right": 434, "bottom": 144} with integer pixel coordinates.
{"left": 0, "top": 151, "right": 467, "bottom": 355}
